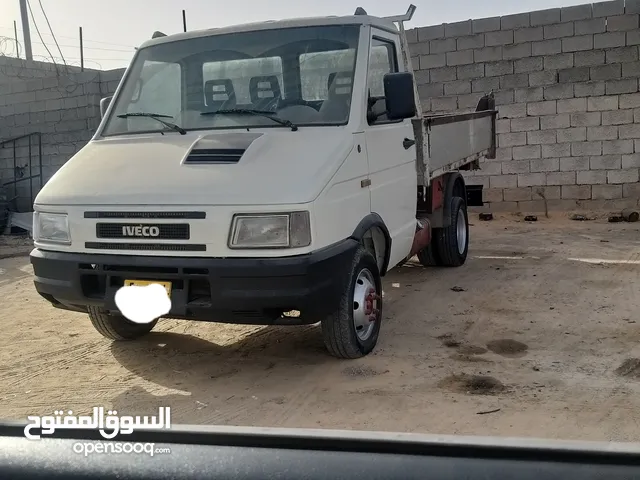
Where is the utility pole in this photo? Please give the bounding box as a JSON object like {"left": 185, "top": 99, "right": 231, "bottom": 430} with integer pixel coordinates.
{"left": 13, "top": 20, "right": 20, "bottom": 58}
{"left": 18, "top": 0, "right": 33, "bottom": 60}
{"left": 182, "top": 10, "right": 187, "bottom": 32}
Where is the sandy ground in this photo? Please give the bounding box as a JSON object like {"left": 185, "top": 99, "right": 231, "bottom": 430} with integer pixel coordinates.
{"left": 1, "top": 215, "right": 640, "bottom": 442}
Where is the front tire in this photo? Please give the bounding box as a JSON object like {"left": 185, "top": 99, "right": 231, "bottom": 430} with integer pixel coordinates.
{"left": 321, "top": 246, "right": 382, "bottom": 359}
{"left": 88, "top": 306, "right": 157, "bottom": 340}
{"left": 435, "top": 195, "right": 469, "bottom": 267}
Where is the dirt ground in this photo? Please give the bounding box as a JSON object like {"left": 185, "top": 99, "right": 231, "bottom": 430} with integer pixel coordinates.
{"left": 1, "top": 214, "right": 640, "bottom": 442}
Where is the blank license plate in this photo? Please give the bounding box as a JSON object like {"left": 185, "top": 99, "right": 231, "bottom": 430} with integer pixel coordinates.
{"left": 123, "top": 279, "right": 172, "bottom": 297}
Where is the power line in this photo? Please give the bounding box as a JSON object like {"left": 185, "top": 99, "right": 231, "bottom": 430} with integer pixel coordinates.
{"left": 0, "top": 24, "right": 137, "bottom": 48}
{"left": 37, "top": 0, "right": 67, "bottom": 66}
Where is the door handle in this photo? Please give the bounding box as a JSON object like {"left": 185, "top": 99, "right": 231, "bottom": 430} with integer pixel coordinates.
{"left": 403, "top": 138, "right": 415, "bottom": 150}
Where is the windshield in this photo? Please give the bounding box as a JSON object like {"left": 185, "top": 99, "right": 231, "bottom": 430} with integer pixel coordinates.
{"left": 101, "top": 25, "right": 360, "bottom": 136}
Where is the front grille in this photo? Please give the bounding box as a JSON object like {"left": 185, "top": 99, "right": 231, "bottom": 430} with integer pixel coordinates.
{"left": 85, "top": 242, "right": 206, "bottom": 252}
{"left": 96, "top": 223, "right": 190, "bottom": 240}
{"left": 85, "top": 211, "right": 206, "bottom": 219}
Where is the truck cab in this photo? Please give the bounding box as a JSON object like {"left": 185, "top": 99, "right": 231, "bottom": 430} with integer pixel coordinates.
{"left": 30, "top": 6, "right": 496, "bottom": 359}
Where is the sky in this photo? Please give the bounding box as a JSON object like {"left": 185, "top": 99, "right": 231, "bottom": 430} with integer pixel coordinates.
{"left": 1, "top": 0, "right": 591, "bottom": 71}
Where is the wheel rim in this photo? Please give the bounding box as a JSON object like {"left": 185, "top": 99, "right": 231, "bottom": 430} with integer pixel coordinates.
{"left": 352, "top": 268, "right": 379, "bottom": 342}
{"left": 456, "top": 207, "right": 467, "bottom": 255}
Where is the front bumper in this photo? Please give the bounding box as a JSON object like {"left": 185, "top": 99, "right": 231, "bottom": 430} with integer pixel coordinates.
{"left": 30, "top": 239, "right": 358, "bottom": 325}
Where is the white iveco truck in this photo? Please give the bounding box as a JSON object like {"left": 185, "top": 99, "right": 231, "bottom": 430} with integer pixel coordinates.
{"left": 31, "top": 6, "right": 496, "bottom": 358}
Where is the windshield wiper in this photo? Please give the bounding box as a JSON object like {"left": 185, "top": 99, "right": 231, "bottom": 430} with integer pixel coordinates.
{"left": 200, "top": 108, "right": 298, "bottom": 131}
{"left": 117, "top": 112, "right": 187, "bottom": 135}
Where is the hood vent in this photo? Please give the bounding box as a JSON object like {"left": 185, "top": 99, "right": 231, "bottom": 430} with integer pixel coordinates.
{"left": 185, "top": 148, "right": 245, "bottom": 164}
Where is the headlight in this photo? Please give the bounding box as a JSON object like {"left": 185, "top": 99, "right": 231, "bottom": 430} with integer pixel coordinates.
{"left": 229, "top": 212, "right": 311, "bottom": 249}
{"left": 34, "top": 212, "right": 71, "bottom": 244}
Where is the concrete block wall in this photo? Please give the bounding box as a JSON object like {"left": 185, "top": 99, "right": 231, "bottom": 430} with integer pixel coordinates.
{"left": 408, "top": 0, "right": 640, "bottom": 212}
{"left": 0, "top": 56, "right": 124, "bottom": 211}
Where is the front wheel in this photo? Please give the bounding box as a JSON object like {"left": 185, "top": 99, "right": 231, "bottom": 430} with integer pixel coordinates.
{"left": 321, "top": 246, "right": 382, "bottom": 359}
{"left": 435, "top": 195, "right": 469, "bottom": 267}
{"left": 88, "top": 306, "right": 157, "bottom": 340}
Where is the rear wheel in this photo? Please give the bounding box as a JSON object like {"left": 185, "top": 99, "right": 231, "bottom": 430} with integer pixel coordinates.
{"left": 417, "top": 240, "right": 441, "bottom": 266}
{"left": 321, "top": 246, "right": 382, "bottom": 359}
{"left": 88, "top": 306, "right": 157, "bottom": 340}
{"left": 435, "top": 196, "right": 469, "bottom": 267}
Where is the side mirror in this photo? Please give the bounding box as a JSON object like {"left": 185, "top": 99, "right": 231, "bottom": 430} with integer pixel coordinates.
{"left": 383, "top": 72, "right": 416, "bottom": 120}
{"left": 99, "top": 96, "right": 113, "bottom": 118}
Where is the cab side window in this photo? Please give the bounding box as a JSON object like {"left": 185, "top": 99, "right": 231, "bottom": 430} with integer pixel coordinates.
{"left": 367, "top": 38, "right": 398, "bottom": 124}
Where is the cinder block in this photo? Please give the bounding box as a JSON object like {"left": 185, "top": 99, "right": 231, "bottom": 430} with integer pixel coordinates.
{"left": 499, "top": 132, "right": 528, "bottom": 146}
{"left": 485, "top": 29, "right": 514, "bottom": 47}
{"left": 473, "top": 17, "right": 501, "bottom": 33}
{"left": 518, "top": 172, "right": 547, "bottom": 186}
{"left": 483, "top": 188, "right": 504, "bottom": 202}
{"left": 474, "top": 46, "right": 503, "bottom": 62}
{"left": 575, "top": 17, "right": 607, "bottom": 35}
{"left": 446, "top": 50, "right": 474, "bottom": 66}
{"left": 490, "top": 175, "right": 518, "bottom": 188}
{"left": 558, "top": 127, "right": 587, "bottom": 143}
{"left": 501, "top": 159, "right": 531, "bottom": 173}
{"left": 498, "top": 103, "right": 528, "bottom": 118}
{"left": 527, "top": 100, "right": 557, "bottom": 116}
{"left": 485, "top": 60, "right": 514, "bottom": 76}
{"left": 627, "top": 30, "right": 640, "bottom": 45}
{"left": 472, "top": 76, "right": 500, "bottom": 93}
{"left": 604, "top": 140, "right": 634, "bottom": 154}
{"left": 411, "top": 42, "right": 430, "bottom": 57}
{"left": 635, "top": 139, "right": 640, "bottom": 151}
{"left": 500, "top": 73, "right": 530, "bottom": 89}
{"left": 495, "top": 90, "right": 516, "bottom": 105}
{"left": 445, "top": 20, "right": 472, "bottom": 37}
{"left": 458, "top": 63, "right": 485, "bottom": 79}
{"left": 606, "top": 78, "right": 639, "bottom": 94}
{"left": 407, "top": 28, "right": 419, "bottom": 44}
{"left": 411, "top": 56, "right": 420, "bottom": 70}
{"left": 572, "top": 141, "right": 603, "bottom": 156}
{"left": 606, "top": 46, "right": 639, "bottom": 63}
{"left": 592, "top": 184, "right": 623, "bottom": 198}
{"left": 444, "top": 80, "right": 472, "bottom": 95}
{"left": 418, "top": 83, "right": 444, "bottom": 97}
{"left": 574, "top": 81, "right": 606, "bottom": 97}
{"left": 515, "top": 27, "right": 543, "bottom": 43}
{"left": 530, "top": 157, "right": 560, "bottom": 171}
{"left": 574, "top": 51, "right": 605, "bottom": 69}
{"left": 513, "top": 145, "right": 542, "bottom": 159}
{"left": 531, "top": 8, "right": 561, "bottom": 26}
{"left": 544, "top": 84, "right": 575, "bottom": 99}
{"left": 619, "top": 123, "right": 640, "bottom": 138}
{"left": 503, "top": 187, "right": 533, "bottom": 201}
{"left": 590, "top": 64, "right": 622, "bottom": 81}
{"left": 634, "top": 108, "right": 640, "bottom": 122}
{"left": 562, "top": 35, "right": 594, "bottom": 52}
{"left": 560, "top": 156, "right": 590, "bottom": 170}
{"left": 623, "top": 182, "right": 640, "bottom": 198}
{"left": 515, "top": 87, "right": 544, "bottom": 102}
{"left": 547, "top": 171, "right": 577, "bottom": 185}
{"left": 562, "top": 185, "right": 592, "bottom": 199}
{"left": 558, "top": 97, "right": 588, "bottom": 113}
{"left": 533, "top": 186, "right": 562, "bottom": 200}
{"left": 594, "top": 32, "right": 626, "bottom": 48}
{"left": 529, "top": 70, "right": 558, "bottom": 86}
{"left": 543, "top": 143, "right": 572, "bottom": 158}
{"left": 475, "top": 161, "right": 503, "bottom": 176}
{"left": 511, "top": 116, "right": 541, "bottom": 132}
{"left": 420, "top": 54, "right": 446, "bottom": 69}
{"left": 503, "top": 43, "right": 532, "bottom": 60}
{"left": 622, "top": 61, "right": 640, "bottom": 77}
{"left": 588, "top": 125, "right": 619, "bottom": 141}
{"left": 558, "top": 66, "right": 590, "bottom": 83}
{"left": 587, "top": 95, "right": 619, "bottom": 111}
{"left": 544, "top": 53, "right": 574, "bottom": 70}
{"left": 418, "top": 25, "right": 445, "bottom": 41}
{"left": 514, "top": 57, "right": 543, "bottom": 73}
{"left": 414, "top": 69, "right": 430, "bottom": 85}
{"left": 528, "top": 129, "right": 557, "bottom": 144}
{"left": 431, "top": 37, "right": 457, "bottom": 53}
{"left": 606, "top": 14, "right": 639, "bottom": 31}
{"left": 544, "top": 22, "right": 575, "bottom": 39}
{"left": 591, "top": 154, "right": 622, "bottom": 169}
{"left": 620, "top": 92, "right": 640, "bottom": 108}
{"left": 495, "top": 147, "right": 514, "bottom": 160}
{"left": 622, "top": 153, "right": 640, "bottom": 167}
{"left": 607, "top": 168, "right": 640, "bottom": 184}
{"left": 430, "top": 66, "right": 457, "bottom": 82}
{"left": 541, "top": 114, "right": 570, "bottom": 129}
{"left": 577, "top": 170, "right": 607, "bottom": 184}
{"left": 501, "top": 12, "right": 531, "bottom": 30}
{"left": 457, "top": 34, "right": 485, "bottom": 51}
{"left": 561, "top": 4, "right": 593, "bottom": 22}
{"left": 496, "top": 119, "right": 511, "bottom": 134}
{"left": 459, "top": 94, "right": 483, "bottom": 109}
{"left": 532, "top": 39, "right": 562, "bottom": 56}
